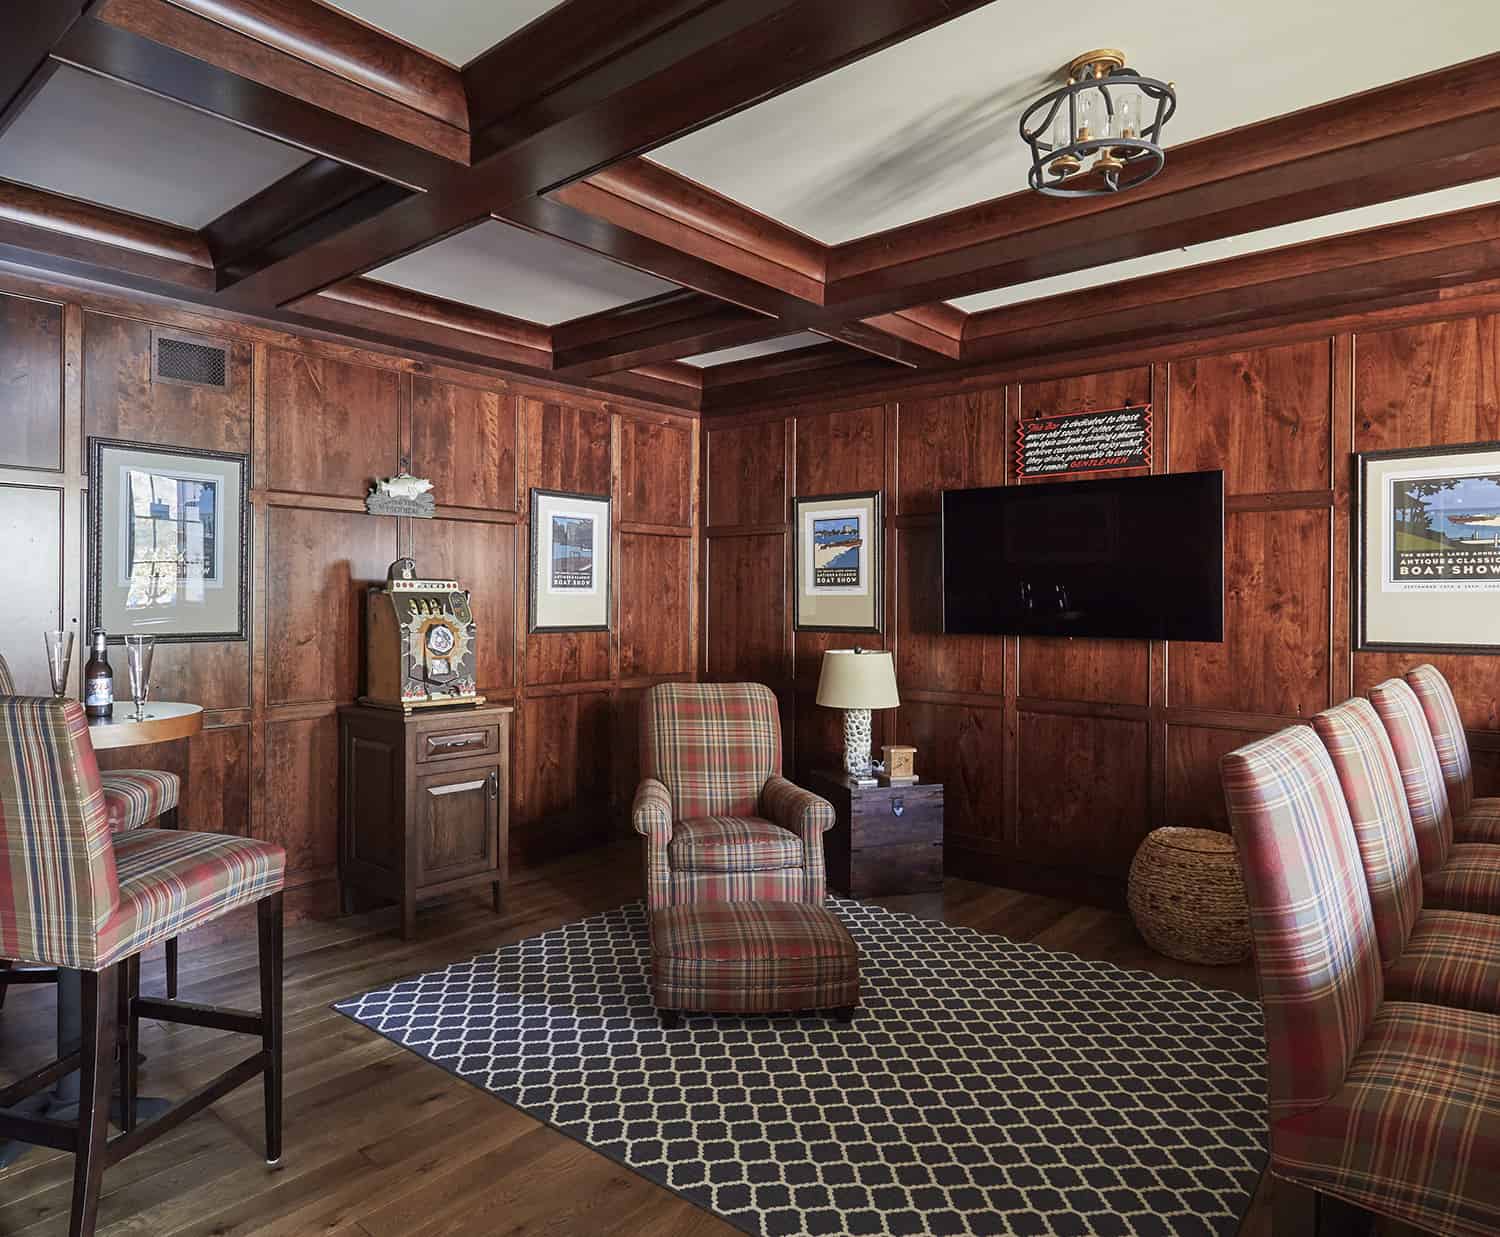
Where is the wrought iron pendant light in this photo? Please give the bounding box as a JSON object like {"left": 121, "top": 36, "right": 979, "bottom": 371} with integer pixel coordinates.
{"left": 1020, "top": 50, "right": 1176, "bottom": 197}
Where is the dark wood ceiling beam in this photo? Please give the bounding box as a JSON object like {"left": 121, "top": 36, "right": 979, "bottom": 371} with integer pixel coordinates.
{"left": 203, "top": 158, "right": 409, "bottom": 285}
{"left": 162, "top": 0, "right": 468, "bottom": 129}
{"left": 206, "top": 0, "right": 997, "bottom": 311}
{"left": 57, "top": 3, "right": 461, "bottom": 184}
{"left": 821, "top": 53, "right": 1500, "bottom": 318}
{"left": 551, "top": 289, "right": 776, "bottom": 376}
{"left": 0, "top": 0, "right": 88, "bottom": 135}
{"left": 700, "top": 346, "right": 902, "bottom": 414}
{"left": 964, "top": 202, "right": 1500, "bottom": 366}
{"left": 0, "top": 178, "right": 215, "bottom": 291}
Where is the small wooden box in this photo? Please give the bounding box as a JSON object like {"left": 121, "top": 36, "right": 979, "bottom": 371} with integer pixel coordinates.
{"left": 881, "top": 744, "right": 916, "bottom": 780}
{"left": 809, "top": 769, "right": 943, "bottom": 897}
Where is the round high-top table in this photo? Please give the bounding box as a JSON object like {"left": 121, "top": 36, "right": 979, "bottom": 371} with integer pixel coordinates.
{"left": 0, "top": 702, "right": 202, "bottom": 1167}
{"left": 88, "top": 700, "right": 203, "bottom": 749}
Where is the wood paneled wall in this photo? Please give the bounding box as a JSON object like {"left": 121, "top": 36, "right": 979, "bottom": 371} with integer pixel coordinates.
{"left": 703, "top": 319, "right": 1500, "bottom": 904}
{"left": 0, "top": 277, "right": 698, "bottom": 915}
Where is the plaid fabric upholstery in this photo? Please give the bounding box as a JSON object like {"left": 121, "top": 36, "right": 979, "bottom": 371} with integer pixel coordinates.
{"left": 641, "top": 683, "right": 781, "bottom": 820}
{"left": 632, "top": 778, "right": 673, "bottom": 909}
{"left": 0, "top": 653, "right": 15, "bottom": 695}
{"left": 1406, "top": 664, "right": 1475, "bottom": 820}
{"left": 1273, "top": 1000, "right": 1500, "bottom": 1235}
{"left": 1387, "top": 910, "right": 1500, "bottom": 1015}
{"left": 1425, "top": 844, "right": 1500, "bottom": 917}
{"left": 666, "top": 867, "right": 812, "bottom": 905}
{"left": 0, "top": 698, "right": 120, "bottom": 969}
{"left": 668, "top": 816, "right": 803, "bottom": 872}
{"left": 101, "top": 829, "right": 284, "bottom": 966}
{"left": 1221, "top": 726, "right": 1384, "bottom": 1123}
{"left": 1370, "top": 677, "right": 1455, "bottom": 875}
{"left": 636, "top": 685, "right": 831, "bottom": 909}
{"left": 101, "top": 768, "right": 180, "bottom": 832}
{"left": 650, "top": 901, "right": 858, "bottom": 1014}
{"left": 761, "top": 775, "right": 833, "bottom": 903}
{"left": 1312, "top": 699, "right": 1423, "bottom": 966}
{"left": 1460, "top": 799, "right": 1500, "bottom": 845}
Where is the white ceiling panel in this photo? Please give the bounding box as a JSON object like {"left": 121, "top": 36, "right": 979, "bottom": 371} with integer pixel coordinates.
{"left": 319, "top": 0, "right": 566, "bottom": 67}
{"left": 652, "top": 1, "right": 1500, "bottom": 245}
{"left": 0, "top": 67, "right": 309, "bottom": 230}
{"left": 951, "top": 178, "right": 1500, "bottom": 315}
{"left": 685, "top": 332, "right": 830, "bottom": 368}
{"left": 370, "top": 220, "right": 678, "bottom": 324}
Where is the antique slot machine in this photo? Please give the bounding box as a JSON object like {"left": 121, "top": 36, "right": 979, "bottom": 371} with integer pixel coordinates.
{"left": 363, "top": 558, "right": 483, "bottom": 711}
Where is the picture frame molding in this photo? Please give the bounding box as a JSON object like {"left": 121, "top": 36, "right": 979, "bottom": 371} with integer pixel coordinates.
{"left": 87, "top": 436, "right": 250, "bottom": 644}
{"left": 1354, "top": 439, "right": 1500, "bottom": 655}
{"left": 527, "top": 486, "right": 612, "bottom": 634}
{"left": 793, "top": 489, "right": 883, "bottom": 634}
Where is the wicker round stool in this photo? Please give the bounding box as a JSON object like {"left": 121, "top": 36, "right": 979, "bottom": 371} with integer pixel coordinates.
{"left": 1127, "top": 827, "right": 1251, "bottom": 965}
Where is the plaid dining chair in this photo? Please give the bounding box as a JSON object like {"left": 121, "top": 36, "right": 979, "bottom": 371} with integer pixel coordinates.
{"left": 0, "top": 651, "right": 184, "bottom": 1005}
{"left": 632, "top": 683, "right": 834, "bottom": 909}
{"left": 1406, "top": 663, "right": 1500, "bottom": 845}
{"left": 1369, "top": 677, "right": 1500, "bottom": 916}
{"left": 1222, "top": 725, "right": 1500, "bottom": 1235}
{"left": 0, "top": 696, "right": 285, "bottom": 1237}
{"left": 1313, "top": 697, "right": 1500, "bottom": 1015}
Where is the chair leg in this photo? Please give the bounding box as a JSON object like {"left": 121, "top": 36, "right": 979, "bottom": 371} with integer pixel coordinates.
{"left": 159, "top": 808, "right": 179, "bottom": 1000}
{"left": 0, "top": 958, "right": 10, "bottom": 1011}
{"left": 116, "top": 956, "right": 139, "bottom": 1134}
{"left": 71, "top": 967, "right": 117, "bottom": 1237}
{"left": 258, "top": 892, "right": 284, "bottom": 1166}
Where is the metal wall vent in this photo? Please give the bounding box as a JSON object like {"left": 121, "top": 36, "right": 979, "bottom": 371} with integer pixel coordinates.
{"left": 152, "top": 332, "right": 229, "bottom": 390}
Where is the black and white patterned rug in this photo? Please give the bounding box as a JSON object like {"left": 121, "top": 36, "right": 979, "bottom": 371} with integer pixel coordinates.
{"left": 335, "top": 900, "right": 1268, "bottom": 1237}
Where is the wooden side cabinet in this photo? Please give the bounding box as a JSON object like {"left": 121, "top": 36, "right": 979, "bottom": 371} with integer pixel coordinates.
{"left": 338, "top": 702, "right": 513, "bottom": 938}
{"left": 807, "top": 770, "right": 944, "bottom": 897}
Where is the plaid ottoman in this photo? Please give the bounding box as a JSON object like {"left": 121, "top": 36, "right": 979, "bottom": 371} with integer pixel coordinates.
{"left": 650, "top": 900, "right": 859, "bottom": 1028}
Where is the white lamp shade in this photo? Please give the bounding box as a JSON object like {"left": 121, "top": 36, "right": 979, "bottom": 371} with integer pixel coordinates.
{"left": 815, "top": 649, "right": 900, "bottom": 709}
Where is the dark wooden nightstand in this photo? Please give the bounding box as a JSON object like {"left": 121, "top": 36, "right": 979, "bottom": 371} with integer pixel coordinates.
{"left": 807, "top": 770, "right": 944, "bottom": 897}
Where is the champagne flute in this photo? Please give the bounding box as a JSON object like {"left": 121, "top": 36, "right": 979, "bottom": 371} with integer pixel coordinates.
{"left": 124, "top": 634, "right": 155, "bottom": 721}
{"left": 44, "top": 629, "right": 74, "bottom": 698}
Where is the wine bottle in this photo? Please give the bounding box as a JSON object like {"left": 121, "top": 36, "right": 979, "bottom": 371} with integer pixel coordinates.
{"left": 84, "top": 628, "right": 113, "bottom": 719}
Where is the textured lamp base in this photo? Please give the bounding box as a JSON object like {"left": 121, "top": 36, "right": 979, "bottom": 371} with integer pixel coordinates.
{"left": 843, "top": 708, "right": 873, "bottom": 778}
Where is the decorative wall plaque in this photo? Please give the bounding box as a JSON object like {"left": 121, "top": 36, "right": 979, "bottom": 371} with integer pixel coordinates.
{"left": 1016, "top": 404, "right": 1152, "bottom": 479}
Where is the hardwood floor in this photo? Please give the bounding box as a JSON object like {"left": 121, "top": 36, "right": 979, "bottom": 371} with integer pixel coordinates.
{"left": 1, "top": 843, "right": 1273, "bottom": 1236}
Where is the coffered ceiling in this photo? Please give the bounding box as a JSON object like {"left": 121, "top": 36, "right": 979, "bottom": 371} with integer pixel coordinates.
{"left": 652, "top": 1, "right": 1500, "bottom": 244}
{"left": 3, "top": 0, "right": 1500, "bottom": 414}
{"left": 319, "top": 0, "right": 567, "bottom": 67}
{"left": 0, "top": 66, "right": 309, "bottom": 229}
{"left": 370, "top": 220, "right": 678, "bottom": 324}
{"left": 683, "top": 332, "right": 827, "bottom": 368}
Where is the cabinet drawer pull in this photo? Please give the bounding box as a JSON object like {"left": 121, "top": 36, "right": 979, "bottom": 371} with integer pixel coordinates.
{"left": 489, "top": 770, "right": 498, "bottom": 799}
{"left": 427, "top": 732, "right": 486, "bottom": 753}
{"left": 428, "top": 779, "right": 486, "bottom": 796}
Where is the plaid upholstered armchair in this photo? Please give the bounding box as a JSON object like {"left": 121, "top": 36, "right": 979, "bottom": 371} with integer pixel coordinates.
{"left": 632, "top": 683, "right": 835, "bottom": 909}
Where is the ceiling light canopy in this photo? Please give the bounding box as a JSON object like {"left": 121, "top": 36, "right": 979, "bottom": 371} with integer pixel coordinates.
{"left": 1020, "top": 49, "right": 1176, "bottom": 197}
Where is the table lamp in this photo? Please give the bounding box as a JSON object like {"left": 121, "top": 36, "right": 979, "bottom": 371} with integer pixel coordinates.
{"left": 816, "top": 648, "right": 900, "bottom": 782}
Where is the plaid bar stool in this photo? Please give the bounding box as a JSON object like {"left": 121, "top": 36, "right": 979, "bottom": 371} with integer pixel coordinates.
{"left": 1313, "top": 698, "right": 1500, "bottom": 1014}
{"left": 0, "top": 652, "right": 184, "bottom": 1005}
{"left": 1370, "top": 677, "right": 1500, "bottom": 916}
{"left": 632, "top": 683, "right": 835, "bottom": 909}
{"left": 0, "top": 697, "right": 284, "bottom": 1237}
{"left": 1406, "top": 663, "right": 1500, "bottom": 845}
{"left": 1222, "top": 725, "right": 1500, "bottom": 1235}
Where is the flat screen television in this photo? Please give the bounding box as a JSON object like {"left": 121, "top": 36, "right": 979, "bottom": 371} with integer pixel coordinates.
{"left": 941, "top": 470, "right": 1225, "bottom": 641}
